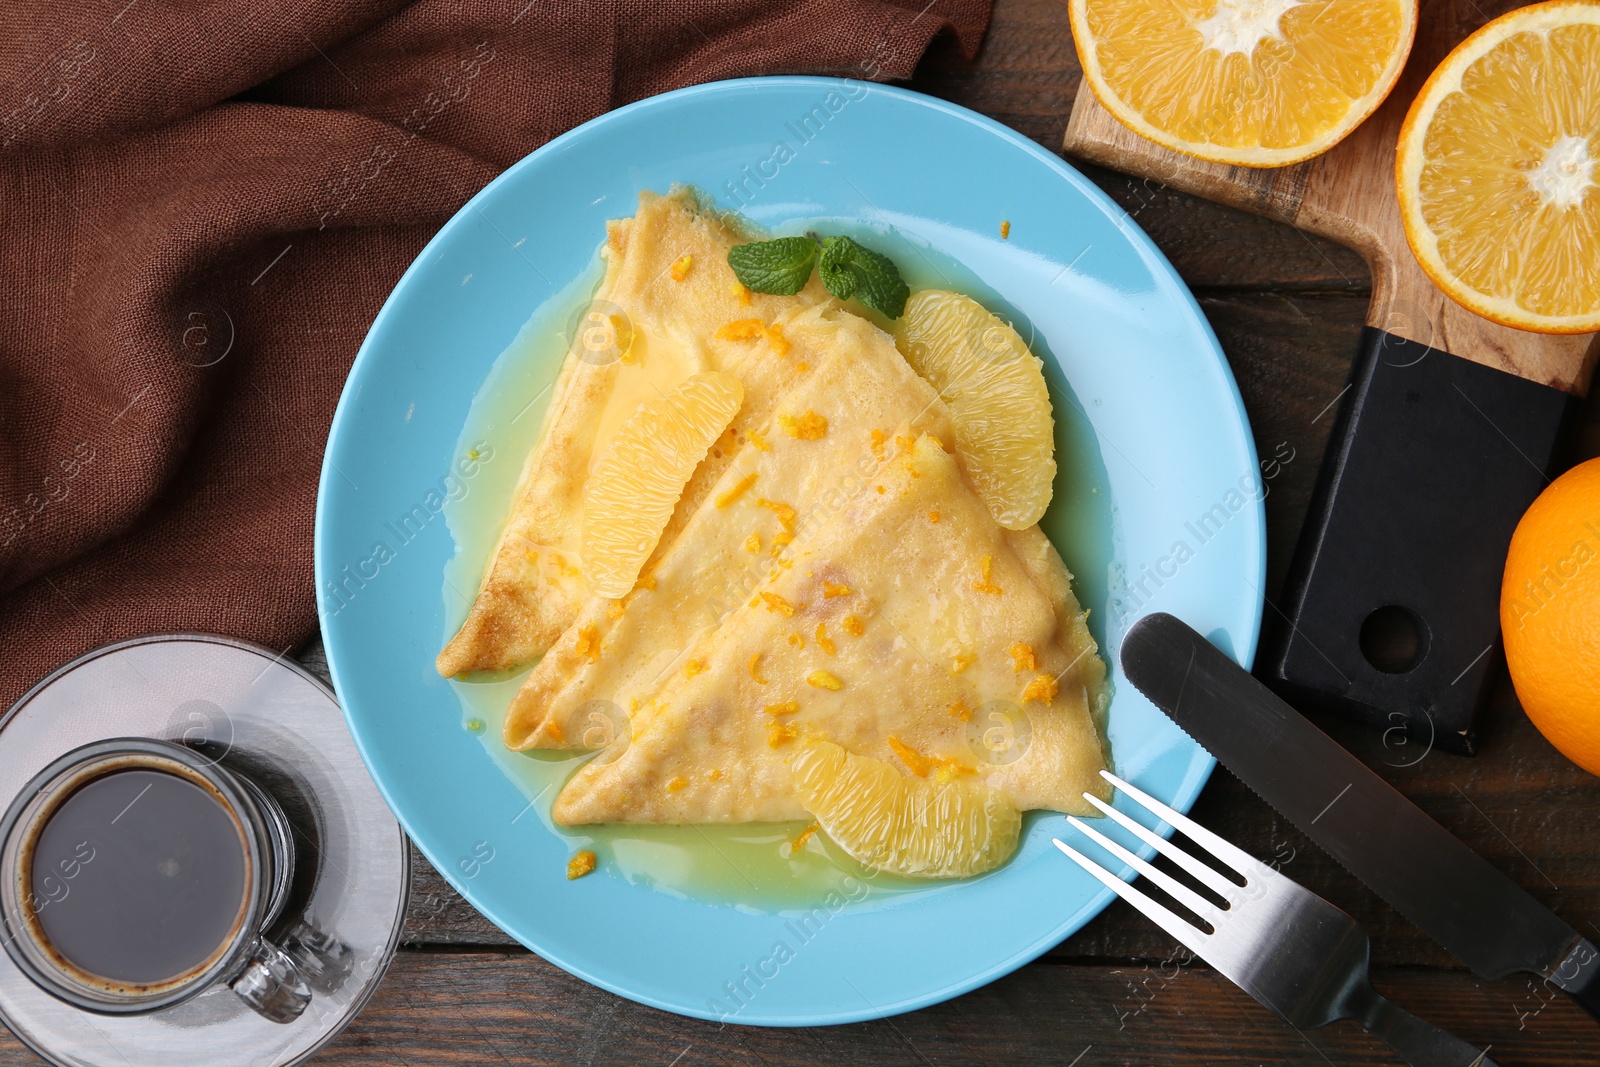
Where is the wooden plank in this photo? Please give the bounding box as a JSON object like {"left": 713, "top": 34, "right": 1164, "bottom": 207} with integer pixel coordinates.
{"left": 321, "top": 953, "right": 1596, "bottom": 1064}
{"left": 404, "top": 845, "right": 518, "bottom": 947}
{"left": 1082, "top": 163, "right": 1370, "bottom": 294}
{"left": 1196, "top": 292, "right": 1364, "bottom": 599}
{"left": 0, "top": 951, "right": 1550, "bottom": 1067}
{"left": 908, "top": 0, "right": 1082, "bottom": 149}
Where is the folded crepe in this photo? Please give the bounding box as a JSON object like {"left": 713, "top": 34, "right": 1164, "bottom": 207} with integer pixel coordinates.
{"left": 502, "top": 302, "right": 957, "bottom": 753}
{"left": 444, "top": 186, "right": 1110, "bottom": 836}
{"left": 551, "top": 433, "right": 1109, "bottom": 825}
{"left": 437, "top": 187, "right": 827, "bottom": 677}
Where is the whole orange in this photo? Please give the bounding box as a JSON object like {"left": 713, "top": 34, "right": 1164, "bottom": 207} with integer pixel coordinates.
{"left": 1501, "top": 457, "right": 1600, "bottom": 776}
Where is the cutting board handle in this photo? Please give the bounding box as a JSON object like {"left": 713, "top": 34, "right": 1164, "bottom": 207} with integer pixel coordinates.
{"left": 1259, "top": 326, "right": 1578, "bottom": 751}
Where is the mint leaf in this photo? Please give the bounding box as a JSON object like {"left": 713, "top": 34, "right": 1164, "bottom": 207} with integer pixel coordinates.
{"left": 817, "top": 237, "right": 857, "bottom": 301}
{"left": 818, "top": 236, "right": 909, "bottom": 319}
{"left": 727, "top": 237, "right": 817, "bottom": 296}
{"left": 728, "top": 232, "right": 909, "bottom": 318}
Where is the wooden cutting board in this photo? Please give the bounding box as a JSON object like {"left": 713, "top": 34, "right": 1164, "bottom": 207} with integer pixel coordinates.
{"left": 1063, "top": 0, "right": 1599, "bottom": 751}
{"left": 1065, "top": 0, "right": 1596, "bottom": 392}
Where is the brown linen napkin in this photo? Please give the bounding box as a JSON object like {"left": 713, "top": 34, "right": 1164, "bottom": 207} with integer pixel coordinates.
{"left": 0, "top": 0, "right": 991, "bottom": 709}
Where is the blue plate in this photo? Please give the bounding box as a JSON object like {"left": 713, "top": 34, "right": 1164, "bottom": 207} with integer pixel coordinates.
{"left": 315, "top": 77, "right": 1264, "bottom": 1026}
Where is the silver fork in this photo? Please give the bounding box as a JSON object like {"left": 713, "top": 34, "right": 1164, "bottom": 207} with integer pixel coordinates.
{"left": 1055, "top": 770, "right": 1496, "bottom": 1067}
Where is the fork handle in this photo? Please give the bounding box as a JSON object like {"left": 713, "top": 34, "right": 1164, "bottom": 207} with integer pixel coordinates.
{"left": 1361, "top": 994, "right": 1497, "bottom": 1067}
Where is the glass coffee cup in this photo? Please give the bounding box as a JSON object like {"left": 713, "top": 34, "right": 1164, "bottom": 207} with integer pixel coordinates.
{"left": 0, "top": 738, "right": 312, "bottom": 1022}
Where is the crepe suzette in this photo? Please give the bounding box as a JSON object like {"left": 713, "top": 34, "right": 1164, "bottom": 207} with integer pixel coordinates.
{"left": 445, "top": 189, "right": 1110, "bottom": 878}
{"left": 550, "top": 433, "right": 1108, "bottom": 822}
{"left": 436, "top": 187, "right": 828, "bottom": 677}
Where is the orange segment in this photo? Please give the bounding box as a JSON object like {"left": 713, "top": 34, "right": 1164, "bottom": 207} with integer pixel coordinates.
{"left": 1070, "top": 0, "right": 1417, "bottom": 167}
{"left": 581, "top": 372, "right": 743, "bottom": 598}
{"left": 891, "top": 290, "right": 1055, "bottom": 530}
{"left": 1397, "top": 1, "right": 1600, "bottom": 333}
{"left": 790, "top": 741, "right": 1020, "bottom": 878}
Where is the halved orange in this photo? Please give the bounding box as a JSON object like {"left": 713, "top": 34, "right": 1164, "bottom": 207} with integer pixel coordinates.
{"left": 1070, "top": 0, "right": 1417, "bottom": 167}
{"left": 1397, "top": 1, "right": 1600, "bottom": 334}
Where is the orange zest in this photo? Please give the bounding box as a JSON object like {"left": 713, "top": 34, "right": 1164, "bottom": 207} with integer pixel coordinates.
{"left": 567, "top": 851, "right": 597, "bottom": 879}
{"left": 716, "top": 471, "right": 758, "bottom": 508}
{"left": 971, "top": 555, "right": 1003, "bottom": 596}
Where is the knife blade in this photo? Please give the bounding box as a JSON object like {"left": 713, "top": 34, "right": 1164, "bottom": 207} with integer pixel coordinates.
{"left": 1120, "top": 611, "right": 1600, "bottom": 1021}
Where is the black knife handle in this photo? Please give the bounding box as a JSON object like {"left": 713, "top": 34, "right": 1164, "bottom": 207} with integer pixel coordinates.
{"left": 1362, "top": 993, "right": 1498, "bottom": 1067}
{"left": 1261, "top": 328, "right": 1578, "bottom": 753}
{"left": 1551, "top": 937, "right": 1600, "bottom": 1023}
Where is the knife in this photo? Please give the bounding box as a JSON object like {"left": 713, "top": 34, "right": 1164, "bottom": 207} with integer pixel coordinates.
{"left": 1120, "top": 611, "right": 1600, "bottom": 1021}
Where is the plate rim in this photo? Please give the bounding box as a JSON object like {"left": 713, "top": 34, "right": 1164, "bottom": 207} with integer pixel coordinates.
{"left": 314, "top": 74, "right": 1264, "bottom": 1025}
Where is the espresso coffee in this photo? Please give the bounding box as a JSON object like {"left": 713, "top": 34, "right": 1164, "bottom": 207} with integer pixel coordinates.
{"left": 29, "top": 768, "right": 249, "bottom": 987}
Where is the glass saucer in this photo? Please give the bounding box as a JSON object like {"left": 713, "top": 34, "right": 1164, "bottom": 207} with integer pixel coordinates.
{"left": 0, "top": 635, "right": 409, "bottom": 1066}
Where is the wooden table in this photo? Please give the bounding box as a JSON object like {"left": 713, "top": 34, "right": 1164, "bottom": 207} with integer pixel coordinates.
{"left": 12, "top": 2, "right": 1598, "bottom": 1063}
{"left": 313, "top": 4, "right": 1600, "bottom": 1057}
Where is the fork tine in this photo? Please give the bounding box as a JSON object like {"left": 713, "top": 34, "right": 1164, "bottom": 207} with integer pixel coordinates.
{"left": 1053, "top": 839, "right": 1213, "bottom": 956}
{"left": 1082, "top": 791, "right": 1240, "bottom": 900}
{"left": 1102, "top": 770, "right": 1274, "bottom": 884}
{"left": 1065, "top": 815, "right": 1223, "bottom": 923}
